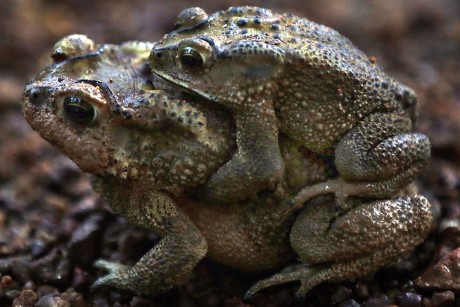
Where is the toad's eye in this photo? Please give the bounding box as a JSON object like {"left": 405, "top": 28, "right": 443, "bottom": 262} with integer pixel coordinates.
{"left": 63, "top": 96, "right": 96, "bottom": 125}
{"left": 177, "top": 38, "right": 215, "bottom": 72}
{"left": 179, "top": 47, "right": 204, "bottom": 70}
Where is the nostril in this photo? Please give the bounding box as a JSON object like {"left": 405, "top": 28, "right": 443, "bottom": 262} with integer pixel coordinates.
{"left": 31, "top": 89, "right": 39, "bottom": 99}
{"left": 27, "top": 87, "right": 46, "bottom": 105}
{"left": 155, "top": 51, "right": 163, "bottom": 58}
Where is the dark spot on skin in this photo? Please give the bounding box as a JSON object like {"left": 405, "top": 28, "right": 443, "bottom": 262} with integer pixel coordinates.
{"left": 273, "top": 34, "right": 281, "bottom": 40}
{"left": 217, "top": 50, "right": 229, "bottom": 59}
{"left": 254, "top": 18, "right": 261, "bottom": 24}
{"left": 58, "top": 77, "right": 64, "bottom": 82}
{"left": 237, "top": 19, "right": 248, "bottom": 27}
{"left": 111, "top": 105, "right": 121, "bottom": 114}
{"left": 240, "top": 29, "right": 248, "bottom": 35}
{"left": 381, "top": 81, "right": 389, "bottom": 89}
{"left": 290, "top": 25, "right": 298, "bottom": 31}
{"left": 271, "top": 24, "right": 280, "bottom": 30}
{"left": 122, "top": 111, "right": 131, "bottom": 119}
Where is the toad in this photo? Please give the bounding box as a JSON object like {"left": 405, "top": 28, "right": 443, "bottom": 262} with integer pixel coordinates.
{"left": 150, "top": 6, "right": 431, "bottom": 208}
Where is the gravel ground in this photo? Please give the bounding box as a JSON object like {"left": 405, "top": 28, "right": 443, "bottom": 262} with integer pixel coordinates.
{"left": 1, "top": 0, "right": 459, "bottom": 306}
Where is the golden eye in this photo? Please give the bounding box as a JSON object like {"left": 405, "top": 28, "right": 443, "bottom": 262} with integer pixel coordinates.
{"left": 62, "top": 96, "right": 96, "bottom": 125}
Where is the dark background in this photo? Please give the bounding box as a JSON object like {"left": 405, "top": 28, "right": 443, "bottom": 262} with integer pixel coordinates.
{"left": 0, "top": 0, "right": 459, "bottom": 306}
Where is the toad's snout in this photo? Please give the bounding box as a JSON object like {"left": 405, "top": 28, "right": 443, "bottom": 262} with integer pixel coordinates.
{"left": 22, "top": 85, "right": 53, "bottom": 109}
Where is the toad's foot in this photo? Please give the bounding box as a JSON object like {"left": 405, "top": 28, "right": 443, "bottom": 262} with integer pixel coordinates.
{"left": 245, "top": 252, "right": 388, "bottom": 299}
{"left": 244, "top": 265, "right": 313, "bottom": 299}
{"left": 287, "top": 177, "right": 372, "bottom": 213}
{"left": 246, "top": 236, "right": 421, "bottom": 299}
{"left": 288, "top": 165, "right": 425, "bottom": 214}
{"left": 92, "top": 260, "right": 133, "bottom": 292}
{"left": 90, "top": 185, "right": 208, "bottom": 296}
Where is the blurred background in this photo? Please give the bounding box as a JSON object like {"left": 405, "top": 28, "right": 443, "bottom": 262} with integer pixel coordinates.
{"left": 0, "top": 0, "right": 459, "bottom": 306}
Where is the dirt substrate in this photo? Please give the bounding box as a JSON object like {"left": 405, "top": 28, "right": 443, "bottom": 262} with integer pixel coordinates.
{"left": 1, "top": 0, "right": 460, "bottom": 306}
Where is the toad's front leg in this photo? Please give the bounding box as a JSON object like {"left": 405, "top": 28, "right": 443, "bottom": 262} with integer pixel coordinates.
{"left": 193, "top": 106, "right": 284, "bottom": 204}
{"left": 92, "top": 185, "right": 207, "bottom": 296}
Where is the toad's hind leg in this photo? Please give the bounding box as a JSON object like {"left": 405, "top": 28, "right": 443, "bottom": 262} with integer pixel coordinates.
{"left": 92, "top": 183, "right": 207, "bottom": 296}
{"left": 246, "top": 195, "right": 432, "bottom": 298}
{"left": 289, "top": 112, "right": 430, "bottom": 210}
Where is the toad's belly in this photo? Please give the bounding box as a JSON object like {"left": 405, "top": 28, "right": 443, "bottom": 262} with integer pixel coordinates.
{"left": 177, "top": 196, "right": 294, "bottom": 272}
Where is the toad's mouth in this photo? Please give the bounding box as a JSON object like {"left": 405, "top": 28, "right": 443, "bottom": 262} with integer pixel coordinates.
{"left": 153, "top": 73, "right": 219, "bottom": 106}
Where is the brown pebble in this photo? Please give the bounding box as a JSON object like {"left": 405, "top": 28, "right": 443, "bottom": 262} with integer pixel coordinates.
{"left": 12, "top": 289, "right": 38, "bottom": 307}
{"left": 36, "top": 285, "right": 59, "bottom": 297}
{"left": 1, "top": 275, "right": 13, "bottom": 286}
{"left": 331, "top": 285, "right": 352, "bottom": 304}
{"left": 35, "top": 295, "right": 70, "bottom": 307}
{"left": 415, "top": 247, "right": 460, "bottom": 290}
{"left": 60, "top": 289, "right": 87, "bottom": 307}
{"left": 430, "top": 291, "right": 455, "bottom": 307}
{"left": 354, "top": 282, "right": 370, "bottom": 299}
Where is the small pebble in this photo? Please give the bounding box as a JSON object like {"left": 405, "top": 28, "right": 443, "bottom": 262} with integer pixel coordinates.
{"left": 363, "top": 295, "right": 393, "bottom": 307}
{"left": 395, "top": 292, "right": 422, "bottom": 307}
{"left": 331, "top": 285, "right": 352, "bottom": 304}
{"left": 339, "top": 299, "right": 361, "bottom": 307}
{"left": 35, "top": 295, "right": 70, "bottom": 307}
{"left": 430, "top": 291, "right": 455, "bottom": 307}
{"left": 36, "top": 285, "right": 59, "bottom": 297}
{"left": 354, "top": 282, "right": 370, "bottom": 299}
{"left": 1, "top": 275, "right": 13, "bottom": 286}
{"left": 12, "top": 289, "right": 38, "bottom": 306}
